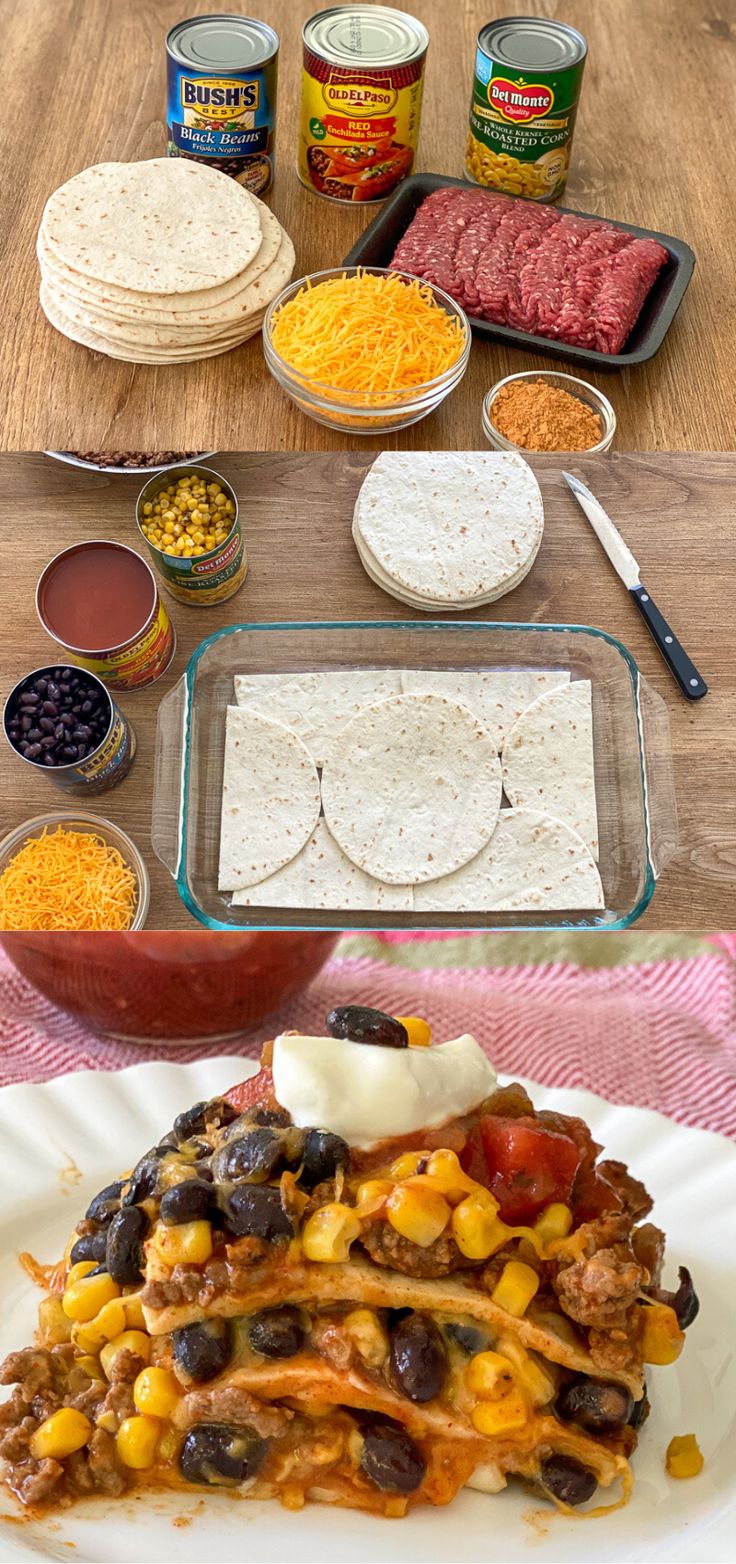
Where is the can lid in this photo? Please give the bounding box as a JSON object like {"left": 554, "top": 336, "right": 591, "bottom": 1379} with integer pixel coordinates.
{"left": 167, "top": 14, "right": 279, "bottom": 70}
{"left": 304, "top": 6, "right": 428, "bottom": 67}
{"left": 478, "top": 16, "right": 587, "bottom": 71}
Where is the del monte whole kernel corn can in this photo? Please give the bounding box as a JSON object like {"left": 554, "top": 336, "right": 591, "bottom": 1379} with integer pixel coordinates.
{"left": 466, "top": 16, "right": 587, "bottom": 202}
{"left": 166, "top": 14, "right": 279, "bottom": 194}
{"left": 299, "top": 6, "right": 428, "bottom": 203}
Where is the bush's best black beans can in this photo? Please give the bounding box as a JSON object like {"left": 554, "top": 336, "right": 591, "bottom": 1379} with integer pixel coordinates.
{"left": 3, "top": 668, "right": 136, "bottom": 797}
{"left": 466, "top": 17, "right": 587, "bottom": 202}
{"left": 166, "top": 14, "right": 279, "bottom": 194}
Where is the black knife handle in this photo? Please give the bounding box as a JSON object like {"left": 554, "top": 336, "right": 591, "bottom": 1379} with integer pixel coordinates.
{"left": 629, "top": 586, "right": 708, "bottom": 700}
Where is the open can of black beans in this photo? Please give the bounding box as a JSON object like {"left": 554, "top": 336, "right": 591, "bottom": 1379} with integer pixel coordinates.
{"left": 3, "top": 666, "right": 136, "bottom": 796}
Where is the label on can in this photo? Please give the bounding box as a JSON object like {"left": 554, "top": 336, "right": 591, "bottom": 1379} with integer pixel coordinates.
{"left": 166, "top": 19, "right": 278, "bottom": 194}
{"left": 299, "top": 15, "right": 427, "bottom": 204}
{"left": 147, "top": 525, "right": 248, "bottom": 607}
{"left": 68, "top": 600, "right": 175, "bottom": 690}
{"left": 55, "top": 708, "right": 137, "bottom": 797}
{"left": 466, "top": 27, "right": 586, "bottom": 201}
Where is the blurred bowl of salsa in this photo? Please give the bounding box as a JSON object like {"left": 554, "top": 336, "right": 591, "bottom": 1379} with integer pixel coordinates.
{"left": 0, "top": 931, "right": 337, "bottom": 1044}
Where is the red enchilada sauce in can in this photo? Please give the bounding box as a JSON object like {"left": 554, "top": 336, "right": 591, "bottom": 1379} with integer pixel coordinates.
{"left": 36, "top": 542, "right": 175, "bottom": 690}
{"left": 299, "top": 6, "right": 428, "bottom": 203}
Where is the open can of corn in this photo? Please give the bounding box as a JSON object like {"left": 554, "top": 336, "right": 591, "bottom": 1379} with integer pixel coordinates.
{"left": 136, "top": 464, "right": 247, "bottom": 607}
{"left": 466, "top": 17, "right": 587, "bottom": 202}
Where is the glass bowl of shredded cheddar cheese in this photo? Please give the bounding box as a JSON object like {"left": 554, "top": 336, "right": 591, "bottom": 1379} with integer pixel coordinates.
{"left": 263, "top": 267, "right": 471, "bottom": 433}
{"left": 0, "top": 813, "right": 149, "bottom": 932}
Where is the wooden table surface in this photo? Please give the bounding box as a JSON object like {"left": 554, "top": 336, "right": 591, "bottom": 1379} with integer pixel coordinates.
{"left": 0, "top": 451, "right": 734, "bottom": 930}
{"left": 1, "top": 0, "right": 734, "bottom": 451}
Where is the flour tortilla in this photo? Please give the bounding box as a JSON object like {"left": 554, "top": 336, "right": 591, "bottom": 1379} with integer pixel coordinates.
{"left": 413, "top": 808, "right": 604, "bottom": 912}
{"left": 218, "top": 707, "right": 321, "bottom": 892}
{"left": 399, "top": 670, "right": 571, "bottom": 749}
{"left": 232, "top": 820, "right": 413, "bottom": 911}
{"left": 352, "top": 517, "right": 541, "bottom": 611}
{"left": 41, "top": 233, "right": 295, "bottom": 350}
{"left": 321, "top": 693, "right": 502, "bottom": 885}
{"left": 233, "top": 670, "right": 403, "bottom": 768}
{"left": 41, "top": 160, "right": 262, "bottom": 293}
{"left": 502, "top": 681, "right": 599, "bottom": 858}
{"left": 37, "top": 202, "right": 284, "bottom": 321}
{"left": 40, "top": 283, "right": 264, "bottom": 363}
{"left": 353, "top": 452, "right": 544, "bottom": 605}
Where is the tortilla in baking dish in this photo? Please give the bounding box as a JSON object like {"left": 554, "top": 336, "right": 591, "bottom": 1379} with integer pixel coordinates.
{"left": 320, "top": 692, "right": 503, "bottom": 885}
{"left": 218, "top": 707, "right": 321, "bottom": 892}
{"left": 502, "top": 681, "right": 599, "bottom": 858}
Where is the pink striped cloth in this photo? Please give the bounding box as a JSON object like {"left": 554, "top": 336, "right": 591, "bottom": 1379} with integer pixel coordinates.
{"left": 0, "top": 937, "right": 734, "bottom": 1138}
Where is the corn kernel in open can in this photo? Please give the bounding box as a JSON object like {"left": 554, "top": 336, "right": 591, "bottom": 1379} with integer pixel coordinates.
{"left": 136, "top": 464, "right": 247, "bottom": 607}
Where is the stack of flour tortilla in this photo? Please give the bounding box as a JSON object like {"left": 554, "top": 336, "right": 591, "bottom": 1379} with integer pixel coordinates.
{"left": 352, "top": 452, "right": 544, "bottom": 610}
{"left": 37, "top": 159, "right": 294, "bottom": 364}
{"left": 217, "top": 669, "right": 603, "bottom": 914}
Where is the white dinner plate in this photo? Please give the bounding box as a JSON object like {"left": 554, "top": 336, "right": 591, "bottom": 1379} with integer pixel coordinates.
{"left": 0, "top": 1057, "right": 733, "bottom": 1563}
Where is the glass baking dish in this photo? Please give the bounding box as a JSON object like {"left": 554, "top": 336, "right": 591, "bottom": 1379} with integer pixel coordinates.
{"left": 152, "top": 622, "right": 678, "bottom": 931}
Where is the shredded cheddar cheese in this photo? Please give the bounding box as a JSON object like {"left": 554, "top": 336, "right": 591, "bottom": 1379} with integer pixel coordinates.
{"left": 0, "top": 827, "right": 137, "bottom": 931}
{"left": 270, "top": 271, "right": 466, "bottom": 397}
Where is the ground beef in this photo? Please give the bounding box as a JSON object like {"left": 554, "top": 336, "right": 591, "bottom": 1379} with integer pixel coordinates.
{"left": 631, "top": 1222, "right": 665, "bottom": 1283}
{"left": 6, "top": 1456, "right": 64, "bottom": 1507}
{"left": 0, "top": 1410, "right": 36, "bottom": 1463}
{"left": 142, "top": 1241, "right": 268, "bottom": 1312}
{"left": 1, "top": 1346, "right": 74, "bottom": 1404}
{"left": 595, "top": 1161, "right": 653, "bottom": 1221}
{"left": 588, "top": 1323, "right": 642, "bottom": 1374}
{"left": 65, "top": 1429, "right": 127, "bottom": 1497}
{"left": 391, "top": 186, "right": 668, "bottom": 353}
{"left": 359, "top": 1219, "right": 480, "bottom": 1279}
{"left": 178, "top": 1385, "right": 292, "bottom": 1440}
{"left": 554, "top": 1245, "right": 643, "bottom": 1330}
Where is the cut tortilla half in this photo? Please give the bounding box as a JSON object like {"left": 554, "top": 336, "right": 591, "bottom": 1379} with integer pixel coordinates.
{"left": 218, "top": 707, "right": 322, "bottom": 891}
{"left": 233, "top": 669, "right": 404, "bottom": 768}
{"left": 413, "top": 808, "right": 604, "bottom": 912}
{"left": 399, "top": 669, "right": 571, "bottom": 750}
{"left": 501, "top": 681, "right": 599, "bottom": 858}
{"left": 232, "top": 819, "right": 413, "bottom": 910}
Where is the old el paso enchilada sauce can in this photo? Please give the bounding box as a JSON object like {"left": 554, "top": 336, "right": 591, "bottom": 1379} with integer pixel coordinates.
{"left": 299, "top": 6, "right": 428, "bottom": 204}
{"left": 166, "top": 14, "right": 279, "bottom": 194}
{"left": 466, "top": 17, "right": 587, "bottom": 202}
{"left": 36, "top": 542, "right": 175, "bottom": 691}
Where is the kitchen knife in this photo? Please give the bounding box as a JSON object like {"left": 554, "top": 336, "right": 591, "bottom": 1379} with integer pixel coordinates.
{"left": 562, "top": 471, "right": 708, "bottom": 700}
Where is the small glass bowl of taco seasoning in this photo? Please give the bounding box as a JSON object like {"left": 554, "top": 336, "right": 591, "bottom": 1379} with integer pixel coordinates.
{"left": 483, "top": 370, "right": 616, "bottom": 454}
{"left": 136, "top": 463, "right": 246, "bottom": 607}
{"left": 0, "top": 812, "right": 148, "bottom": 932}
{"left": 263, "top": 267, "right": 471, "bottom": 434}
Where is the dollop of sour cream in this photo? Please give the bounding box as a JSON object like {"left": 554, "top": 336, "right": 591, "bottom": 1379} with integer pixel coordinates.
{"left": 272, "top": 1031, "right": 497, "bottom": 1149}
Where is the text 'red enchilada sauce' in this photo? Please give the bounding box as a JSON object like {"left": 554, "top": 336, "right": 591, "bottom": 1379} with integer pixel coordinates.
{"left": 299, "top": 6, "right": 428, "bottom": 204}
{"left": 36, "top": 542, "right": 175, "bottom": 690}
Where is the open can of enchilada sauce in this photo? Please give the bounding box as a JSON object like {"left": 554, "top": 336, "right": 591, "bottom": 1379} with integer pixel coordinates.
{"left": 466, "top": 17, "right": 587, "bottom": 202}
{"left": 166, "top": 14, "right": 279, "bottom": 194}
{"left": 299, "top": 6, "right": 428, "bottom": 203}
{"left": 36, "top": 542, "right": 175, "bottom": 691}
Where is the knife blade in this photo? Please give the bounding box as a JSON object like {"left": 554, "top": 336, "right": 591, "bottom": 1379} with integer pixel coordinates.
{"left": 562, "top": 471, "right": 708, "bottom": 701}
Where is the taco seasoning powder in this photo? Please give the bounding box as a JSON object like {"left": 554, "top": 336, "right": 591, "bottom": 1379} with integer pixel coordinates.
{"left": 299, "top": 6, "right": 428, "bottom": 203}
{"left": 466, "top": 16, "right": 587, "bottom": 202}
{"left": 166, "top": 15, "right": 279, "bottom": 194}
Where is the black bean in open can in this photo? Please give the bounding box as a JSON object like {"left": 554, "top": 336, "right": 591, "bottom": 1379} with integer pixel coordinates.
{"left": 3, "top": 667, "right": 136, "bottom": 796}
{"left": 166, "top": 14, "right": 279, "bottom": 193}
